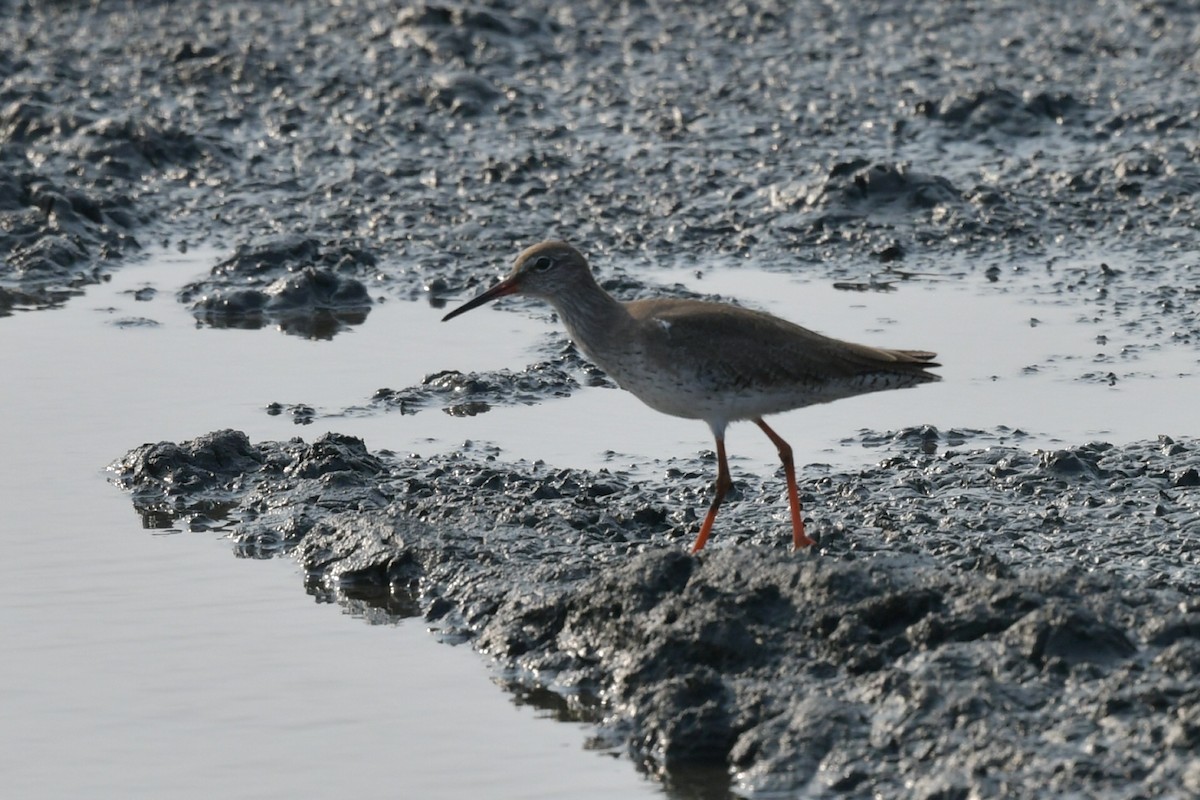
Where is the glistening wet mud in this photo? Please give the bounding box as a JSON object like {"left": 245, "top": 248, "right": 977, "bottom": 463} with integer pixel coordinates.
{"left": 5, "top": 0, "right": 1199, "bottom": 796}
{"left": 110, "top": 428, "right": 1200, "bottom": 797}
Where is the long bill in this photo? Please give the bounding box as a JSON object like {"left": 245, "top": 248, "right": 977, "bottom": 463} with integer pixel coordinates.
{"left": 441, "top": 275, "right": 521, "bottom": 322}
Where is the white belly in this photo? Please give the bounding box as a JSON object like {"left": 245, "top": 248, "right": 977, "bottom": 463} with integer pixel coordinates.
{"left": 592, "top": 349, "right": 822, "bottom": 425}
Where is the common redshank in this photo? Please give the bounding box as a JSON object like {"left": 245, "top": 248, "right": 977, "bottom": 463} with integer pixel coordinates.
{"left": 442, "top": 241, "right": 940, "bottom": 552}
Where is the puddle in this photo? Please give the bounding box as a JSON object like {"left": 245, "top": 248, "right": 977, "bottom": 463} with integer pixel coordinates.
{"left": 54, "top": 247, "right": 1191, "bottom": 482}
{"left": 47, "top": 244, "right": 1191, "bottom": 484}
{"left": 0, "top": 250, "right": 663, "bottom": 800}
{"left": 327, "top": 257, "right": 1199, "bottom": 477}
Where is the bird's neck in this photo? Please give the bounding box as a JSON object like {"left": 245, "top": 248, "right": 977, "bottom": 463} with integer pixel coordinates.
{"left": 544, "top": 277, "right": 629, "bottom": 354}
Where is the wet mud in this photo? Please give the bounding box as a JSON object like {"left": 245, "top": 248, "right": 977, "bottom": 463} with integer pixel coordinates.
{"left": 179, "top": 236, "right": 375, "bottom": 338}
{"left": 5, "top": 0, "right": 1199, "bottom": 338}
{"left": 111, "top": 428, "right": 1200, "bottom": 797}
{"left": 5, "top": 0, "right": 1199, "bottom": 795}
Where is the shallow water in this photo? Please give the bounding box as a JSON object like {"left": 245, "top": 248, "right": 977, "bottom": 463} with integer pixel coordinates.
{"left": 0, "top": 250, "right": 661, "bottom": 800}
{"left": 398, "top": 254, "right": 1199, "bottom": 476}
{"left": 3, "top": 247, "right": 1196, "bottom": 799}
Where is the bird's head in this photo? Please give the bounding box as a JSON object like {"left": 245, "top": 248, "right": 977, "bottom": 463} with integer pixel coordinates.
{"left": 441, "top": 241, "right": 590, "bottom": 321}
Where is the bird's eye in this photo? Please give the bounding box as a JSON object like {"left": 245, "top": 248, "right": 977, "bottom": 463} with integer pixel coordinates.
{"left": 532, "top": 256, "right": 554, "bottom": 272}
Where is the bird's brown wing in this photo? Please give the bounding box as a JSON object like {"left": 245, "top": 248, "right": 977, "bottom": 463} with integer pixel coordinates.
{"left": 627, "top": 299, "right": 939, "bottom": 392}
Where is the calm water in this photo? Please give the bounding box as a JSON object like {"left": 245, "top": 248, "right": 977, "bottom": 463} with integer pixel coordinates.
{"left": 2, "top": 248, "right": 1195, "bottom": 799}
{"left": 0, "top": 251, "right": 658, "bottom": 800}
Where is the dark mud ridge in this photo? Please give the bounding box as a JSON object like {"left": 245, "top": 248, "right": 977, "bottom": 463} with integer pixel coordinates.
{"left": 111, "top": 428, "right": 1200, "bottom": 798}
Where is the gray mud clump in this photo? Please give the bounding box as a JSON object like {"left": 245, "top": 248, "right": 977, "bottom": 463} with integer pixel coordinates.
{"left": 179, "top": 235, "right": 375, "bottom": 338}
{"left": 111, "top": 429, "right": 1200, "bottom": 798}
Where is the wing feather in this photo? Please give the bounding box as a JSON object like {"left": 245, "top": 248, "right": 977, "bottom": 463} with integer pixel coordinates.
{"left": 625, "top": 299, "right": 939, "bottom": 392}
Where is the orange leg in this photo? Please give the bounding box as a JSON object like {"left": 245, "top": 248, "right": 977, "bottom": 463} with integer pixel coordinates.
{"left": 754, "top": 418, "right": 816, "bottom": 550}
{"left": 690, "top": 435, "right": 732, "bottom": 553}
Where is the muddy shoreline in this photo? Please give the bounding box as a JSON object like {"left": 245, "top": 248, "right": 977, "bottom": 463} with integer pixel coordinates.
{"left": 6, "top": 0, "right": 1199, "bottom": 796}
{"left": 110, "top": 428, "right": 1200, "bottom": 797}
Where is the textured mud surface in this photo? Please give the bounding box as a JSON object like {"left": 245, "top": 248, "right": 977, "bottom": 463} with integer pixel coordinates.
{"left": 4, "top": 0, "right": 1199, "bottom": 339}
{"left": 7, "top": 0, "right": 1199, "bottom": 796}
{"left": 111, "top": 428, "right": 1200, "bottom": 798}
